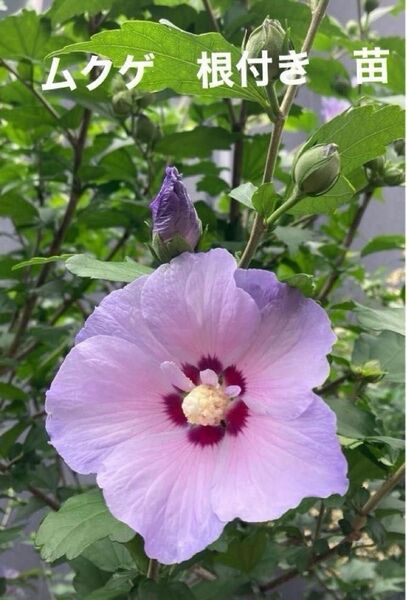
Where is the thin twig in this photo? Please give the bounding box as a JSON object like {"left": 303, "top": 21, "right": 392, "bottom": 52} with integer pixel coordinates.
{"left": 228, "top": 101, "right": 247, "bottom": 235}
{"left": 317, "top": 189, "right": 372, "bottom": 302}
{"left": 202, "top": 0, "right": 220, "bottom": 32}
{"left": 316, "top": 374, "right": 350, "bottom": 396}
{"left": 356, "top": 0, "right": 365, "bottom": 40}
{"left": 27, "top": 485, "right": 60, "bottom": 511}
{"left": 147, "top": 558, "right": 159, "bottom": 581}
{"left": 193, "top": 566, "right": 217, "bottom": 581}
{"left": 11, "top": 227, "right": 132, "bottom": 366}
{"left": 238, "top": 0, "right": 331, "bottom": 268}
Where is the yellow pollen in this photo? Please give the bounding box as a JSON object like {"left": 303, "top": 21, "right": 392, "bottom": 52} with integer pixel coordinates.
{"left": 182, "top": 384, "right": 230, "bottom": 426}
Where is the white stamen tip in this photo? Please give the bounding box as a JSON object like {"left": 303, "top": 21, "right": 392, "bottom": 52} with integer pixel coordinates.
{"left": 161, "top": 361, "right": 194, "bottom": 392}
{"left": 225, "top": 385, "right": 241, "bottom": 398}
{"left": 199, "top": 368, "right": 219, "bottom": 386}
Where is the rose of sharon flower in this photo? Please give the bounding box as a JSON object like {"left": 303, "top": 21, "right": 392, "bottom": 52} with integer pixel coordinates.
{"left": 46, "top": 249, "right": 348, "bottom": 564}
{"left": 320, "top": 97, "right": 350, "bottom": 123}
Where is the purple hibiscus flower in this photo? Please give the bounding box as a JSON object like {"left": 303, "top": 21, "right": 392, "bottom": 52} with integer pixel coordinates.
{"left": 321, "top": 97, "right": 351, "bottom": 122}
{"left": 150, "top": 166, "right": 201, "bottom": 259}
{"left": 45, "top": 249, "right": 348, "bottom": 564}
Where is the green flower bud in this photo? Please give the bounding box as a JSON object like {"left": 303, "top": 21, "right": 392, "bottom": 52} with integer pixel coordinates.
{"left": 112, "top": 90, "right": 133, "bottom": 116}
{"left": 383, "top": 165, "right": 405, "bottom": 187}
{"left": 293, "top": 143, "right": 341, "bottom": 196}
{"left": 133, "top": 114, "right": 160, "bottom": 145}
{"left": 393, "top": 139, "right": 405, "bottom": 156}
{"left": 136, "top": 93, "right": 155, "bottom": 109}
{"left": 346, "top": 20, "right": 359, "bottom": 36}
{"left": 245, "top": 18, "right": 292, "bottom": 82}
{"left": 351, "top": 360, "right": 384, "bottom": 383}
{"left": 365, "top": 155, "right": 385, "bottom": 173}
{"left": 364, "top": 0, "right": 379, "bottom": 13}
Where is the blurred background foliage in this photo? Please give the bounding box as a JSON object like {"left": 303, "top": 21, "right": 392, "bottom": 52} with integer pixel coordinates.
{"left": 0, "top": 0, "right": 405, "bottom": 598}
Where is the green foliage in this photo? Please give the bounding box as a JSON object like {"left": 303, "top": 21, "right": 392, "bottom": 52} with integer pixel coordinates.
{"left": 36, "top": 489, "right": 135, "bottom": 562}
{"left": 361, "top": 234, "right": 405, "bottom": 256}
{"left": 303, "top": 104, "right": 405, "bottom": 174}
{"left": 65, "top": 255, "right": 153, "bottom": 281}
{"left": 0, "top": 10, "right": 51, "bottom": 60}
{"left": 0, "top": 0, "right": 404, "bottom": 598}
{"left": 51, "top": 20, "right": 269, "bottom": 106}
{"left": 251, "top": 182, "right": 277, "bottom": 217}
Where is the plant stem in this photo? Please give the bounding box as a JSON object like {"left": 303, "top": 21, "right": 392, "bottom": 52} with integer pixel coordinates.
{"left": 229, "top": 101, "right": 247, "bottom": 236}
{"left": 351, "top": 462, "right": 405, "bottom": 533}
{"left": 317, "top": 188, "right": 372, "bottom": 302}
{"left": 266, "top": 187, "right": 305, "bottom": 226}
{"left": 356, "top": 0, "right": 365, "bottom": 40}
{"left": 311, "top": 502, "right": 325, "bottom": 551}
{"left": 260, "top": 463, "right": 405, "bottom": 592}
{"left": 10, "top": 227, "right": 132, "bottom": 367}
{"left": 27, "top": 485, "right": 61, "bottom": 511}
{"left": 0, "top": 463, "right": 60, "bottom": 510}
{"left": 147, "top": 558, "right": 159, "bottom": 581}
{"left": 6, "top": 109, "right": 91, "bottom": 360}
{"left": 238, "top": 0, "right": 331, "bottom": 268}
{"left": 267, "top": 83, "right": 281, "bottom": 118}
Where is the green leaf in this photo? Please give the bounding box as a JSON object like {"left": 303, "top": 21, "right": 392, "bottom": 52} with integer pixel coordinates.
{"left": 12, "top": 255, "right": 73, "bottom": 271}
{"left": 137, "top": 580, "right": 195, "bottom": 600}
{"left": 339, "top": 558, "right": 376, "bottom": 583}
{"left": 36, "top": 489, "right": 135, "bottom": 562}
{"left": 83, "top": 571, "right": 136, "bottom": 600}
{"left": 229, "top": 182, "right": 257, "bottom": 209}
{"left": 193, "top": 576, "right": 249, "bottom": 600}
{"left": 274, "top": 226, "right": 314, "bottom": 254}
{"left": 325, "top": 398, "right": 376, "bottom": 439}
{"left": 216, "top": 529, "right": 268, "bottom": 574}
{"left": 48, "top": 0, "right": 115, "bottom": 24}
{"left": 50, "top": 21, "right": 268, "bottom": 106}
{"left": 352, "top": 331, "right": 405, "bottom": 383}
{"left": 354, "top": 303, "right": 405, "bottom": 336}
{"left": 0, "top": 10, "right": 51, "bottom": 60}
{"left": 1, "top": 106, "right": 57, "bottom": 131}
{"left": 71, "top": 557, "right": 111, "bottom": 599}
{"left": 302, "top": 104, "right": 405, "bottom": 176}
{"left": 0, "top": 422, "right": 30, "bottom": 458}
{"left": 0, "top": 382, "right": 28, "bottom": 402}
{"left": 155, "top": 127, "right": 237, "bottom": 159}
{"left": 361, "top": 234, "right": 405, "bottom": 257}
{"left": 306, "top": 57, "right": 350, "bottom": 98}
{"left": 81, "top": 538, "right": 135, "bottom": 573}
{"left": 0, "top": 193, "right": 39, "bottom": 225}
{"left": 251, "top": 183, "right": 277, "bottom": 218}
{"left": 0, "top": 526, "right": 22, "bottom": 546}
{"left": 366, "top": 436, "right": 405, "bottom": 450}
{"left": 289, "top": 175, "right": 356, "bottom": 216}
{"left": 281, "top": 273, "right": 315, "bottom": 297}
{"left": 65, "top": 255, "right": 153, "bottom": 282}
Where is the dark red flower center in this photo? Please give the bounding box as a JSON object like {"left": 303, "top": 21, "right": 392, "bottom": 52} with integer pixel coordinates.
{"left": 163, "top": 355, "right": 249, "bottom": 447}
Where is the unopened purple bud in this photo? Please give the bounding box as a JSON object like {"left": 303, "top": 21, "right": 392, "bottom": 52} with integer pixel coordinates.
{"left": 150, "top": 166, "right": 202, "bottom": 262}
